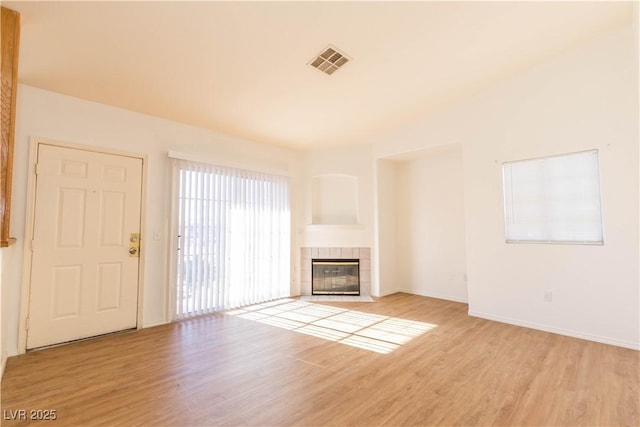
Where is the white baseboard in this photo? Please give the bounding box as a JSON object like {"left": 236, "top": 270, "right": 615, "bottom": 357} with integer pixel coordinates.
{"left": 380, "top": 287, "right": 468, "bottom": 304}
{"left": 142, "top": 319, "right": 170, "bottom": 328}
{"left": 378, "top": 288, "right": 402, "bottom": 297}
{"left": 408, "top": 289, "right": 468, "bottom": 304}
{"left": 468, "top": 310, "right": 640, "bottom": 351}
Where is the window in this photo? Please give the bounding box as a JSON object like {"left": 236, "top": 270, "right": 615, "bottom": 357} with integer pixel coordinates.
{"left": 172, "top": 159, "right": 290, "bottom": 318}
{"left": 502, "top": 150, "right": 603, "bottom": 244}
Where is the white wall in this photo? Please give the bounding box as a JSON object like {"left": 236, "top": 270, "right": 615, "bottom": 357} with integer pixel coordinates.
{"left": 297, "top": 144, "right": 376, "bottom": 295}
{"left": 1, "top": 250, "right": 5, "bottom": 378}
{"left": 2, "top": 85, "right": 299, "bottom": 357}
{"left": 374, "top": 158, "right": 398, "bottom": 297}
{"left": 375, "top": 146, "right": 468, "bottom": 302}
{"left": 374, "top": 26, "right": 639, "bottom": 349}
{"left": 311, "top": 175, "right": 359, "bottom": 225}
{"left": 299, "top": 144, "right": 374, "bottom": 249}
{"left": 391, "top": 145, "right": 468, "bottom": 302}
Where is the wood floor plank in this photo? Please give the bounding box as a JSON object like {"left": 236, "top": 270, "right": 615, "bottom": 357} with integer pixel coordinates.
{"left": 1, "top": 293, "right": 638, "bottom": 426}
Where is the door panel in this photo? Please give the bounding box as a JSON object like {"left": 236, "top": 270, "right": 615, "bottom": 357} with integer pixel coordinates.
{"left": 100, "top": 191, "right": 126, "bottom": 246}
{"left": 56, "top": 188, "right": 87, "bottom": 248}
{"left": 96, "top": 262, "right": 122, "bottom": 311}
{"left": 27, "top": 144, "right": 143, "bottom": 349}
{"left": 52, "top": 265, "right": 82, "bottom": 318}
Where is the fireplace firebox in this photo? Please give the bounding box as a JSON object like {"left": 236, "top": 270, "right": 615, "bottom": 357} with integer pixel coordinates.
{"left": 312, "top": 259, "right": 360, "bottom": 295}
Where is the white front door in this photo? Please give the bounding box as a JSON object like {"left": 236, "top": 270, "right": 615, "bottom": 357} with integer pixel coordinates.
{"left": 27, "top": 144, "right": 143, "bottom": 349}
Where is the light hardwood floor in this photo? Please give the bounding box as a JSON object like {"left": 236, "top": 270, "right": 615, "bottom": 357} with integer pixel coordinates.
{"left": 1, "top": 293, "right": 638, "bottom": 426}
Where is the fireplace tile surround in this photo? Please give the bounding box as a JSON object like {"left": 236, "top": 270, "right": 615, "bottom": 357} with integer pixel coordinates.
{"left": 301, "top": 247, "right": 371, "bottom": 296}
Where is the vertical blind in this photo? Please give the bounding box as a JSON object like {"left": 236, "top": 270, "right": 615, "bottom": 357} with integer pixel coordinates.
{"left": 502, "top": 150, "right": 603, "bottom": 244}
{"left": 173, "top": 159, "right": 290, "bottom": 318}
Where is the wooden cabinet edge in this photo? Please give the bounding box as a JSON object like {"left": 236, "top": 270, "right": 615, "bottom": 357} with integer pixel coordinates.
{"left": 1, "top": 7, "right": 20, "bottom": 247}
{"left": 0, "top": 237, "right": 17, "bottom": 248}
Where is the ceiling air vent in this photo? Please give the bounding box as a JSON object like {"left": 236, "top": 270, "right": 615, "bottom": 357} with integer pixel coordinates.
{"left": 309, "top": 45, "right": 350, "bottom": 75}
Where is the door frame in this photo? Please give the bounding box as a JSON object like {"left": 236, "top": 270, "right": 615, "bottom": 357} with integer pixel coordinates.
{"left": 18, "top": 137, "right": 148, "bottom": 354}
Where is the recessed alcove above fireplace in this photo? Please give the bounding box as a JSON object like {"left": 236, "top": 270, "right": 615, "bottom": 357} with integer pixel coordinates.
{"left": 311, "top": 175, "right": 359, "bottom": 225}
{"left": 301, "top": 247, "right": 371, "bottom": 297}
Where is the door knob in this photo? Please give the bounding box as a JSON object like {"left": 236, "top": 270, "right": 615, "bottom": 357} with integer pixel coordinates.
{"left": 129, "top": 233, "right": 140, "bottom": 257}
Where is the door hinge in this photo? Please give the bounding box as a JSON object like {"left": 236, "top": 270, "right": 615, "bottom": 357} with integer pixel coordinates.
{"left": 25, "top": 318, "right": 30, "bottom": 330}
{"left": 31, "top": 239, "right": 35, "bottom": 251}
{"left": 35, "top": 163, "right": 41, "bottom": 175}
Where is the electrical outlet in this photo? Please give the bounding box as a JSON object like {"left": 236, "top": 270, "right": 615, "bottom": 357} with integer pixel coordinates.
{"left": 544, "top": 291, "right": 553, "bottom": 302}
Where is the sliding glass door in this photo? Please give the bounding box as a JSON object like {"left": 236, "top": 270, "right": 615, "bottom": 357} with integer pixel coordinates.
{"left": 171, "top": 159, "right": 290, "bottom": 318}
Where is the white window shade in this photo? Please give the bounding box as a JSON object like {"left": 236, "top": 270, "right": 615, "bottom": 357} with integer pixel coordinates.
{"left": 502, "top": 150, "right": 603, "bottom": 244}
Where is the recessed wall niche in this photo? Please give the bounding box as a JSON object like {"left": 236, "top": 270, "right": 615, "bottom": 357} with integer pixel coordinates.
{"left": 311, "top": 174, "right": 358, "bottom": 225}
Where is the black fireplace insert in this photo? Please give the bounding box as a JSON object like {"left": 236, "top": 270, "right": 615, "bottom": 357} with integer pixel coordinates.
{"left": 311, "top": 259, "right": 360, "bottom": 295}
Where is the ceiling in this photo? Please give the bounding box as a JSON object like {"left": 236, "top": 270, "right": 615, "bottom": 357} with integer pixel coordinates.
{"left": 5, "top": 1, "right": 633, "bottom": 149}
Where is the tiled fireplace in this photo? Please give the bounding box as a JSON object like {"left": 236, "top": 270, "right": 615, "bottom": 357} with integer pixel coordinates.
{"left": 301, "top": 247, "right": 371, "bottom": 296}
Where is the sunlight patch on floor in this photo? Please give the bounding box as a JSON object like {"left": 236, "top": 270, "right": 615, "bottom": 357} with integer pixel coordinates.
{"left": 226, "top": 298, "right": 437, "bottom": 354}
